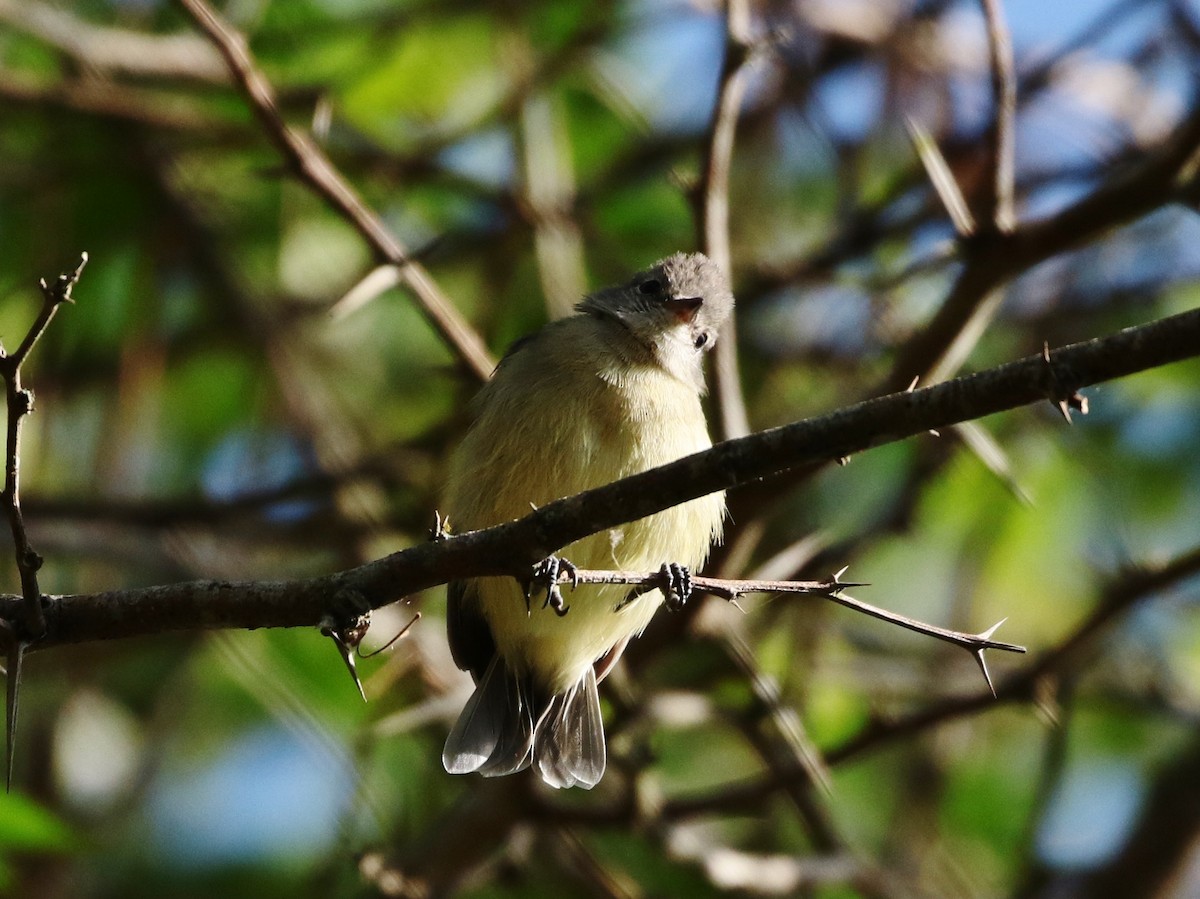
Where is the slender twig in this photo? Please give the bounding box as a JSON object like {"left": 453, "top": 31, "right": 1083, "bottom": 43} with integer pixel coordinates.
{"left": 883, "top": 92, "right": 1200, "bottom": 395}
{"left": 697, "top": 0, "right": 754, "bottom": 441}
{"left": 979, "top": 0, "right": 1017, "bottom": 233}
{"left": 552, "top": 567, "right": 1024, "bottom": 692}
{"left": 0, "top": 253, "right": 86, "bottom": 635}
{"left": 825, "top": 546, "right": 1200, "bottom": 765}
{"left": 0, "top": 253, "right": 85, "bottom": 788}
{"left": 660, "top": 542, "right": 1200, "bottom": 822}
{"left": 173, "top": 0, "right": 496, "bottom": 383}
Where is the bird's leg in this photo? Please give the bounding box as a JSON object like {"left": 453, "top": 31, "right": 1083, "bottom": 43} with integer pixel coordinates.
{"left": 659, "top": 562, "right": 692, "bottom": 612}
{"left": 524, "top": 556, "right": 578, "bottom": 617}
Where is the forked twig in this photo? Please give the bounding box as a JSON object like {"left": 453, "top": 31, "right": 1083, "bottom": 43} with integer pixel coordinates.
{"left": 0, "top": 252, "right": 86, "bottom": 788}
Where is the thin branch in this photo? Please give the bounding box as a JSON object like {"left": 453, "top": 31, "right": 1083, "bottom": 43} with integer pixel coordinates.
{"left": 174, "top": 0, "right": 496, "bottom": 383}
{"left": 883, "top": 94, "right": 1200, "bottom": 393}
{"left": 0, "top": 253, "right": 85, "bottom": 788}
{"left": 697, "top": 0, "right": 754, "bottom": 440}
{"left": 1, "top": 305, "right": 1198, "bottom": 647}
{"left": 826, "top": 542, "right": 1200, "bottom": 765}
{"left": 979, "top": 0, "right": 1017, "bottom": 233}
{"left": 660, "top": 542, "right": 1200, "bottom": 822}
{"left": 552, "top": 567, "right": 1024, "bottom": 686}
{"left": 1, "top": 253, "right": 86, "bottom": 635}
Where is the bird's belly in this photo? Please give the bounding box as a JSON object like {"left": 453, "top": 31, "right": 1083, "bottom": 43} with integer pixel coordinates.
{"left": 449, "top": 363, "right": 724, "bottom": 692}
{"left": 479, "top": 487, "right": 724, "bottom": 692}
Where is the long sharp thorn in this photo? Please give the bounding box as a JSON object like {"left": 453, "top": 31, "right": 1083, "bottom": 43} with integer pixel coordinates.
{"left": 973, "top": 648, "right": 997, "bottom": 698}
{"left": 330, "top": 634, "right": 367, "bottom": 702}
{"left": 5, "top": 641, "right": 24, "bottom": 791}
{"left": 975, "top": 618, "right": 1026, "bottom": 654}
{"left": 979, "top": 617, "right": 1008, "bottom": 640}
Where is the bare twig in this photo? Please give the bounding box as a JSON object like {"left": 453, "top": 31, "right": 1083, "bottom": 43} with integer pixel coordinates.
{"left": 1, "top": 253, "right": 86, "bottom": 635}
{"left": 827, "top": 542, "right": 1200, "bottom": 765}
{"left": 979, "top": 0, "right": 1017, "bottom": 233}
{"left": 174, "top": 0, "right": 496, "bottom": 383}
{"left": 0, "top": 253, "right": 85, "bottom": 787}
{"left": 697, "top": 0, "right": 754, "bottom": 440}
{"left": 884, "top": 95, "right": 1200, "bottom": 394}
{"left": 553, "top": 567, "right": 1024, "bottom": 691}
{"left": 661, "top": 543, "right": 1200, "bottom": 823}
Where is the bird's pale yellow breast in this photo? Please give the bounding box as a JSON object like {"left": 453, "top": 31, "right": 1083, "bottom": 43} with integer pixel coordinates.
{"left": 445, "top": 316, "right": 725, "bottom": 690}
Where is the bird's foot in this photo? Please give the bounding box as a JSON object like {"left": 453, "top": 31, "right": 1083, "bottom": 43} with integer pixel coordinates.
{"left": 525, "top": 556, "right": 578, "bottom": 617}
{"left": 659, "top": 562, "right": 692, "bottom": 612}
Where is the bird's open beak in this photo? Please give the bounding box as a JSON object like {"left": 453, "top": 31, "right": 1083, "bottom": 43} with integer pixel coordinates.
{"left": 664, "top": 296, "right": 703, "bottom": 323}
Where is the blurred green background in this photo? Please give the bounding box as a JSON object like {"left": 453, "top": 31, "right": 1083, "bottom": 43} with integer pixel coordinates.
{"left": 1, "top": 0, "right": 1199, "bottom": 897}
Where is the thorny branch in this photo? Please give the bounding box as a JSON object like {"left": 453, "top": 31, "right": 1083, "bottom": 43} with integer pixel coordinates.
{"left": 0, "top": 252, "right": 86, "bottom": 787}
{"left": 173, "top": 0, "right": 496, "bottom": 383}
{"left": 826, "top": 542, "right": 1200, "bottom": 765}
{"left": 0, "top": 303, "right": 1197, "bottom": 649}
{"left": 885, "top": 88, "right": 1200, "bottom": 394}
{"left": 548, "top": 567, "right": 1024, "bottom": 693}
{"left": 655, "top": 542, "right": 1200, "bottom": 823}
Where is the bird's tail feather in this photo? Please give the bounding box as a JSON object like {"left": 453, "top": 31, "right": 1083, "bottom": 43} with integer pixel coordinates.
{"left": 442, "top": 661, "right": 606, "bottom": 789}
{"left": 442, "top": 656, "right": 533, "bottom": 776}
{"left": 534, "top": 666, "right": 605, "bottom": 789}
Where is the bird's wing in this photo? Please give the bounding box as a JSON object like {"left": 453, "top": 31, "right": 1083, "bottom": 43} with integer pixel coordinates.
{"left": 446, "top": 579, "right": 495, "bottom": 683}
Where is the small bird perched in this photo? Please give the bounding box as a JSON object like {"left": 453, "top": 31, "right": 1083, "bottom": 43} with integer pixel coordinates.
{"left": 442, "top": 252, "right": 734, "bottom": 789}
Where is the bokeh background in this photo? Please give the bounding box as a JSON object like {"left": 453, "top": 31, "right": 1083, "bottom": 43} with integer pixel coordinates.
{"left": 1, "top": 0, "right": 1199, "bottom": 897}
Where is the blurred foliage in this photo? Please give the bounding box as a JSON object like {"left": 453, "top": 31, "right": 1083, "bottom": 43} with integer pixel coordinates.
{"left": 1, "top": 0, "right": 1199, "bottom": 897}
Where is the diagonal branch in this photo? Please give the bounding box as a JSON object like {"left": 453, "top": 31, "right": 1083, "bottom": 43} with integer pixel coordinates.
{"left": 0, "top": 304, "right": 1197, "bottom": 647}
{"left": 174, "top": 0, "right": 496, "bottom": 383}
{"left": 884, "top": 95, "right": 1200, "bottom": 393}
{"left": 1, "top": 253, "right": 86, "bottom": 636}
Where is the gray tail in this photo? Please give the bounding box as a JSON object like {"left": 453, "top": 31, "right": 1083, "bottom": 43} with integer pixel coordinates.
{"left": 442, "top": 660, "right": 606, "bottom": 789}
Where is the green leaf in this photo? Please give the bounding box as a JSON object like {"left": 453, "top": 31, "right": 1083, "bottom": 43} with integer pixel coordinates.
{"left": 0, "top": 792, "right": 76, "bottom": 852}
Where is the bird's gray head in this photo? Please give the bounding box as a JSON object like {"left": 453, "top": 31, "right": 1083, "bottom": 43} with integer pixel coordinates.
{"left": 577, "top": 252, "right": 735, "bottom": 388}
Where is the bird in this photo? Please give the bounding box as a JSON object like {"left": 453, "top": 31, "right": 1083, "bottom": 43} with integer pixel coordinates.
{"left": 441, "top": 252, "right": 734, "bottom": 789}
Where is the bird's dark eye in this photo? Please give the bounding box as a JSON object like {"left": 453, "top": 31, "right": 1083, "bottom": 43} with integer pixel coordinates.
{"left": 638, "top": 278, "right": 662, "bottom": 295}
{"left": 694, "top": 333, "right": 709, "bottom": 349}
